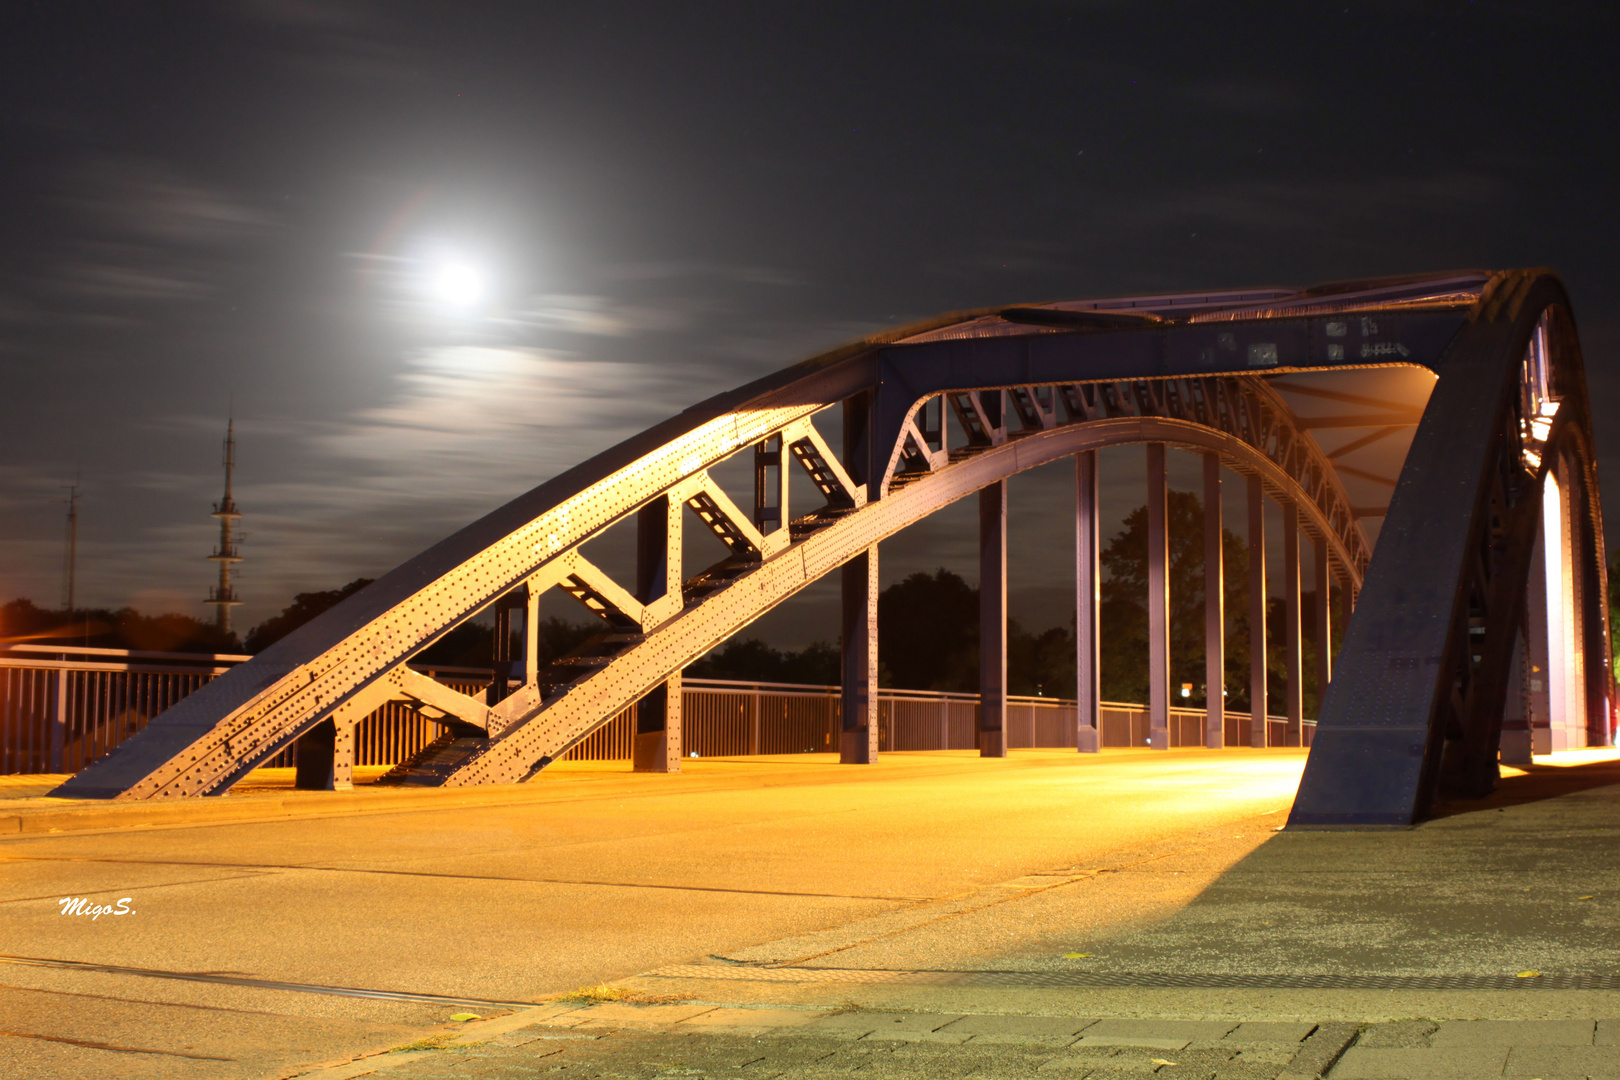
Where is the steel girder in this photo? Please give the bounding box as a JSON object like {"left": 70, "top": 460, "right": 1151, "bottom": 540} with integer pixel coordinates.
{"left": 56, "top": 270, "right": 1606, "bottom": 824}
{"left": 1289, "top": 272, "right": 1611, "bottom": 826}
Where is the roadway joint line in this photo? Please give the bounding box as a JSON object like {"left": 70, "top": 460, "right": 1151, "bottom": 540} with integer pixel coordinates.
{"left": 0, "top": 953, "right": 544, "bottom": 1011}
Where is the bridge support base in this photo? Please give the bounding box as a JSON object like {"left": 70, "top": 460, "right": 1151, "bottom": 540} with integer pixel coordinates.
{"left": 633, "top": 676, "right": 682, "bottom": 772}
{"left": 294, "top": 719, "right": 353, "bottom": 791}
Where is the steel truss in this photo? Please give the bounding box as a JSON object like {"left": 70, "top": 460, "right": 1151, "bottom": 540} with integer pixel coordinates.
{"left": 60, "top": 270, "right": 1610, "bottom": 827}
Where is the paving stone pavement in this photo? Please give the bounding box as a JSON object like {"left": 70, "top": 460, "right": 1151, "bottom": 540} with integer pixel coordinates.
{"left": 306, "top": 1003, "right": 1620, "bottom": 1080}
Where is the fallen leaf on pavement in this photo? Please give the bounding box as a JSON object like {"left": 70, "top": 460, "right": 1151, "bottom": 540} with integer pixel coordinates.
{"left": 1515, "top": 971, "right": 1540, "bottom": 979}
{"left": 1061, "top": 952, "right": 1094, "bottom": 959}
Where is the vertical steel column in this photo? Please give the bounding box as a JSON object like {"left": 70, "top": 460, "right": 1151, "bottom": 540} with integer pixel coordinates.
{"left": 1203, "top": 452, "right": 1225, "bottom": 748}
{"left": 634, "top": 677, "right": 682, "bottom": 771}
{"left": 332, "top": 722, "right": 354, "bottom": 791}
{"left": 979, "top": 481, "right": 1008, "bottom": 757}
{"left": 1283, "top": 506, "right": 1303, "bottom": 746}
{"left": 1545, "top": 469, "right": 1579, "bottom": 750}
{"left": 840, "top": 548, "right": 879, "bottom": 763}
{"left": 1313, "top": 534, "right": 1332, "bottom": 722}
{"left": 1075, "top": 451, "right": 1101, "bottom": 753}
{"left": 1500, "top": 629, "right": 1533, "bottom": 764}
{"left": 488, "top": 596, "right": 515, "bottom": 706}
{"left": 1146, "top": 444, "right": 1170, "bottom": 751}
{"left": 1571, "top": 469, "right": 1611, "bottom": 747}
{"left": 753, "top": 435, "right": 789, "bottom": 535}
{"left": 841, "top": 389, "right": 879, "bottom": 764}
{"left": 1527, "top": 516, "right": 1552, "bottom": 755}
{"left": 634, "top": 494, "right": 682, "bottom": 772}
{"left": 1248, "top": 474, "right": 1268, "bottom": 748}
{"left": 523, "top": 585, "right": 540, "bottom": 689}
{"left": 1556, "top": 464, "right": 1582, "bottom": 748}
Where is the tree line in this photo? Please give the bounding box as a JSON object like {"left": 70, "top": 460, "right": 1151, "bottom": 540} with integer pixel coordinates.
{"left": 11, "top": 492, "right": 1620, "bottom": 712}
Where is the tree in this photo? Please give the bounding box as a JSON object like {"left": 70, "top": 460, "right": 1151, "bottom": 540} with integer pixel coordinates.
{"left": 1099, "top": 491, "right": 1250, "bottom": 708}
{"left": 244, "top": 580, "right": 599, "bottom": 672}
{"left": 876, "top": 568, "right": 1074, "bottom": 695}
{"left": 243, "top": 579, "right": 374, "bottom": 653}
{"left": 878, "top": 569, "right": 980, "bottom": 691}
{"left": 411, "top": 616, "right": 603, "bottom": 669}
{"left": 1610, "top": 549, "right": 1620, "bottom": 668}
{"left": 686, "top": 639, "right": 840, "bottom": 684}
{"left": 0, "top": 597, "right": 240, "bottom": 654}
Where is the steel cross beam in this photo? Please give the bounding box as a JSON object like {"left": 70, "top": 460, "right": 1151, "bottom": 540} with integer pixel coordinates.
{"left": 58, "top": 270, "right": 1607, "bottom": 829}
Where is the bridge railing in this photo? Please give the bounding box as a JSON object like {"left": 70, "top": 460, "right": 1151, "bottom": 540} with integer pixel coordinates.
{"left": 0, "top": 647, "right": 1308, "bottom": 776}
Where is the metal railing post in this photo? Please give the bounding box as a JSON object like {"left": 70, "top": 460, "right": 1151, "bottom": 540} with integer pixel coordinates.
{"left": 750, "top": 687, "right": 761, "bottom": 755}
{"left": 51, "top": 669, "right": 68, "bottom": 773}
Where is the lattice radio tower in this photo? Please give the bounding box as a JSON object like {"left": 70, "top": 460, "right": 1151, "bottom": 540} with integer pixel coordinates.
{"left": 204, "top": 420, "right": 243, "bottom": 633}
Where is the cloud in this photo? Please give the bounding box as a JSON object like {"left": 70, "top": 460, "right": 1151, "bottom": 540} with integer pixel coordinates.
{"left": 299, "top": 346, "right": 680, "bottom": 524}
{"left": 63, "top": 156, "right": 272, "bottom": 247}
{"left": 48, "top": 155, "right": 273, "bottom": 308}
{"left": 599, "top": 261, "right": 802, "bottom": 288}
{"left": 507, "top": 294, "right": 689, "bottom": 337}
{"left": 54, "top": 246, "right": 216, "bottom": 302}
{"left": 231, "top": 0, "right": 429, "bottom": 88}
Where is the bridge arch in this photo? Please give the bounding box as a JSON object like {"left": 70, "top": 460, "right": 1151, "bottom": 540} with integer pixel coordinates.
{"left": 62, "top": 269, "right": 1610, "bottom": 826}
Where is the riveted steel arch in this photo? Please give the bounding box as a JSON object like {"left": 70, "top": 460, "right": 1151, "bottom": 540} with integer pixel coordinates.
{"left": 59, "top": 380, "right": 1362, "bottom": 798}
{"left": 443, "top": 403, "right": 1369, "bottom": 788}
{"left": 57, "top": 269, "right": 1608, "bottom": 822}
{"left": 1291, "top": 273, "right": 1611, "bottom": 826}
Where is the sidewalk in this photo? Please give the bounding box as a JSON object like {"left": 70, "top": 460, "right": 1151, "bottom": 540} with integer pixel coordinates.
{"left": 301, "top": 1000, "right": 1620, "bottom": 1079}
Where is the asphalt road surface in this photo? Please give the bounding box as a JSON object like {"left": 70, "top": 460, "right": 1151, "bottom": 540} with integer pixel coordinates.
{"left": 0, "top": 748, "right": 1304, "bottom": 1078}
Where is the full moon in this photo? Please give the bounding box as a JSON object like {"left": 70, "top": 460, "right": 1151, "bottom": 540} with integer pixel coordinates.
{"left": 433, "top": 261, "right": 483, "bottom": 307}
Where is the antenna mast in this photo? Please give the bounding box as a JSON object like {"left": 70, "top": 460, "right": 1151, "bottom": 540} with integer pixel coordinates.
{"left": 62, "top": 483, "right": 79, "bottom": 611}
{"left": 204, "top": 420, "right": 243, "bottom": 633}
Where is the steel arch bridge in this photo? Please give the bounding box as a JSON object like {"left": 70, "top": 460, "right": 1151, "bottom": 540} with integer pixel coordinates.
{"left": 58, "top": 268, "right": 1612, "bottom": 826}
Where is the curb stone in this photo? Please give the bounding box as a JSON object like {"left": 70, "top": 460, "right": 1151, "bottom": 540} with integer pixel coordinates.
{"left": 1278, "top": 1023, "right": 1360, "bottom": 1080}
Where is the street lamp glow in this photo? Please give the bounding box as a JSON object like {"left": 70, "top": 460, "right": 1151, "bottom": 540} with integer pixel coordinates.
{"left": 434, "top": 261, "right": 483, "bottom": 307}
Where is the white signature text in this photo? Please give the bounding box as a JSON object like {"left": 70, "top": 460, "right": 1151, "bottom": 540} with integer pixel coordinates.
{"left": 59, "top": 897, "right": 135, "bottom": 920}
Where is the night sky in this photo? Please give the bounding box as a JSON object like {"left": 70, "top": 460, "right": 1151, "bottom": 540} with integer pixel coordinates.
{"left": 3, "top": 2, "right": 1616, "bottom": 646}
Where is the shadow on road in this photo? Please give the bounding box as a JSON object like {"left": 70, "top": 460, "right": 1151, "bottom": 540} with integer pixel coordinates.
{"left": 1431, "top": 749, "right": 1620, "bottom": 819}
